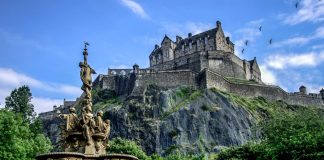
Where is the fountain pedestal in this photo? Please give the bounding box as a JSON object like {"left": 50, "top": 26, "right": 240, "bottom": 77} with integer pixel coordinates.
{"left": 36, "top": 152, "right": 139, "bottom": 160}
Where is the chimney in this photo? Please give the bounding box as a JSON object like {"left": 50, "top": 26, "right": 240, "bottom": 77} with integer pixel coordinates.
{"left": 176, "top": 36, "right": 182, "bottom": 43}
{"left": 216, "top": 20, "right": 221, "bottom": 27}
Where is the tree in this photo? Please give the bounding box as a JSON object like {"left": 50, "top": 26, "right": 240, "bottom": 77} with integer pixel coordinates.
{"left": 108, "top": 137, "right": 150, "bottom": 160}
{"left": 217, "top": 106, "right": 324, "bottom": 160}
{"left": 5, "top": 85, "right": 35, "bottom": 122}
{"left": 0, "top": 109, "right": 52, "bottom": 160}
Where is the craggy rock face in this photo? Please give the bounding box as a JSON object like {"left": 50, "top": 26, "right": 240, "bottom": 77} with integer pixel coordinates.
{"left": 41, "top": 86, "right": 257, "bottom": 155}
{"left": 95, "top": 86, "right": 256, "bottom": 155}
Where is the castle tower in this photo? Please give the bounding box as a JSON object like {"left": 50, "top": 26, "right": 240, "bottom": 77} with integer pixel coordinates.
{"left": 133, "top": 63, "right": 139, "bottom": 74}
{"left": 299, "top": 85, "right": 307, "bottom": 94}
{"left": 320, "top": 88, "right": 324, "bottom": 100}
{"left": 161, "top": 35, "right": 175, "bottom": 62}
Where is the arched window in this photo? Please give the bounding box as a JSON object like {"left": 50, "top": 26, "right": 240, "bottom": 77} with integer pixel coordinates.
{"left": 120, "top": 70, "right": 126, "bottom": 76}
{"left": 204, "top": 36, "right": 208, "bottom": 45}
{"left": 111, "top": 70, "right": 116, "bottom": 75}
{"left": 165, "top": 50, "right": 169, "bottom": 58}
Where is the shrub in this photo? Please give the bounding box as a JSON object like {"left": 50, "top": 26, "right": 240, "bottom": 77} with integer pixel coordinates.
{"left": 217, "top": 107, "right": 324, "bottom": 160}
{"left": 108, "top": 137, "right": 150, "bottom": 160}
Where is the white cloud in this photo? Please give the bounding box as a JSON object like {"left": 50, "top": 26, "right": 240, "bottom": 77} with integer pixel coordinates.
{"left": 314, "top": 26, "right": 324, "bottom": 38}
{"left": 121, "top": 0, "right": 149, "bottom": 19}
{"left": 108, "top": 65, "right": 130, "bottom": 69}
{"left": 0, "top": 68, "right": 42, "bottom": 88}
{"left": 273, "top": 26, "right": 324, "bottom": 48}
{"left": 31, "top": 97, "right": 63, "bottom": 114}
{"left": 266, "top": 51, "right": 324, "bottom": 69}
{"left": 260, "top": 65, "right": 277, "bottom": 85}
{"left": 312, "top": 44, "right": 324, "bottom": 50}
{"left": 0, "top": 68, "right": 81, "bottom": 113}
{"left": 0, "top": 68, "right": 81, "bottom": 96}
{"left": 305, "top": 85, "right": 324, "bottom": 93}
{"left": 283, "top": 0, "right": 324, "bottom": 25}
{"left": 273, "top": 36, "right": 311, "bottom": 47}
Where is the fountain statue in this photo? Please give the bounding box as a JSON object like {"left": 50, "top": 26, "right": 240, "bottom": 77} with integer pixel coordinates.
{"left": 36, "top": 42, "right": 138, "bottom": 160}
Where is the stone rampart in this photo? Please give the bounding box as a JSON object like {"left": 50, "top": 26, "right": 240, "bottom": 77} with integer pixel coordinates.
{"left": 204, "top": 69, "right": 323, "bottom": 107}
{"left": 136, "top": 70, "right": 198, "bottom": 89}
{"left": 95, "top": 69, "right": 323, "bottom": 107}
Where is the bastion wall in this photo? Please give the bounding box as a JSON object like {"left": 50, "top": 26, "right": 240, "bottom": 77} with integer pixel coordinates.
{"left": 94, "top": 69, "right": 323, "bottom": 107}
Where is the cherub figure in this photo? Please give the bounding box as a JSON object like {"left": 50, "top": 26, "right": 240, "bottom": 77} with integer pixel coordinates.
{"left": 59, "top": 107, "right": 79, "bottom": 132}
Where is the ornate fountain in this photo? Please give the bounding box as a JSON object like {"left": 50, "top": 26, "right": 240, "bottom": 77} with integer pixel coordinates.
{"left": 36, "top": 42, "right": 138, "bottom": 160}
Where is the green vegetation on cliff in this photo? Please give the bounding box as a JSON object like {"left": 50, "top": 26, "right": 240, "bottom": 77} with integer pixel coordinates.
{"left": 92, "top": 89, "right": 123, "bottom": 113}
{"left": 161, "top": 86, "right": 203, "bottom": 119}
{"left": 213, "top": 89, "right": 324, "bottom": 160}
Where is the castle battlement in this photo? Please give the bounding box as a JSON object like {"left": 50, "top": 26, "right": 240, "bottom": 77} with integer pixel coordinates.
{"left": 89, "top": 20, "right": 323, "bottom": 108}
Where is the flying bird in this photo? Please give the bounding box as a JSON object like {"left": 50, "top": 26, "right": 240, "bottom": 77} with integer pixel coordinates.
{"left": 259, "top": 26, "right": 262, "bottom": 31}
{"left": 295, "top": 2, "right": 299, "bottom": 8}
{"left": 241, "top": 48, "right": 245, "bottom": 54}
{"left": 245, "top": 40, "right": 249, "bottom": 46}
{"left": 269, "top": 38, "right": 273, "bottom": 45}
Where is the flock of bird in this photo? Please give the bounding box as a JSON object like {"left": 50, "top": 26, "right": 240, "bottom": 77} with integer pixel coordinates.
{"left": 240, "top": 0, "right": 317, "bottom": 54}
{"left": 241, "top": 24, "right": 272, "bottom": 54}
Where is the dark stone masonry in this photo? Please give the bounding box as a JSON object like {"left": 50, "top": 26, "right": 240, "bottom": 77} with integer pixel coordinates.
{"left": 91, "top": 21, "right": 323, "bottom": 107}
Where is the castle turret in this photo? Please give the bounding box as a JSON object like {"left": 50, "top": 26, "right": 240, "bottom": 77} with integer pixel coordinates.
{"left": 133, "top": 63, "right": 139, "bottom": 74}
{"left": 216, "top": 20, "right": 221, "bottom": 28}
{"left": 299, "top": 85, "right": 307, "bottom": 94}
{"left": 320, "top": 88, "right": 324, "bottom": 100}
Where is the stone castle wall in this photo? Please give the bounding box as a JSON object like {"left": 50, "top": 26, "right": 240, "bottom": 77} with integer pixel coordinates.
{"left": 95, "top": 69, "right": 323, "bottom": 107}
{"left": 203, "top": 69, "right": 323, "bottom": 107}
{"left": 136, "top": 70, "right": 197, "bottom": 89}
{"left": 94, "top": 70, "right": 198, "bottom": 97}
{"left": 149, "top": 51, "right": 203, "bottom": 73}
{"left": 149, "top": 48, "right": 262, "bottom": 83}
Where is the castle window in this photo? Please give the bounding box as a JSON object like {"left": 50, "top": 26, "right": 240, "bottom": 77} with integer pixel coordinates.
{"left": 189, "top": 42, "right": 192, "bottom": 50}
{"left": 204, "top": 37, "right": 208, "bottom": 45}
{"left": 197, "top": 40, "right": 200, "bottom": 48}
{"left": 182, "top": 44, "right": 185, "bottom": 51}
{"left": 111, "top": 71, "right": 116, "bottom": 75}
{"left": 120, "top": 70, "right": 126, "bottom": 76}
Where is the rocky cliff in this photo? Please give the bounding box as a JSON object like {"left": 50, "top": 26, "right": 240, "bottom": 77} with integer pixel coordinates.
{"left": 41, "top": 85, "right": 266, "bottom": 155}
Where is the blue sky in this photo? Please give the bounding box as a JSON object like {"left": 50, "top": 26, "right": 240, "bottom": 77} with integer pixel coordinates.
{"left": 0, "top": 0, "right": 323, "bottom": 113}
